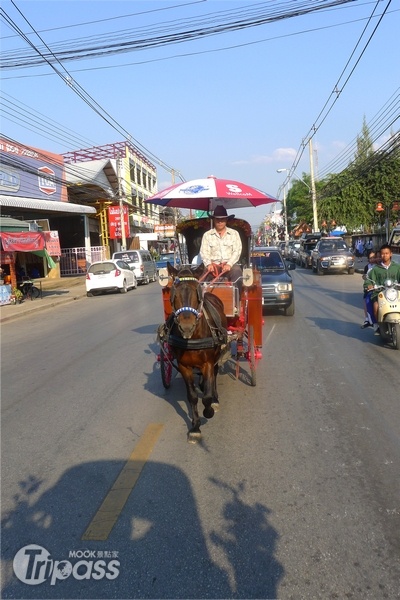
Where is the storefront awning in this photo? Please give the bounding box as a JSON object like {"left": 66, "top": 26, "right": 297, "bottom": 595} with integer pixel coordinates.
{"left": 0, "top": 195, "right": 96, "bottom": 215}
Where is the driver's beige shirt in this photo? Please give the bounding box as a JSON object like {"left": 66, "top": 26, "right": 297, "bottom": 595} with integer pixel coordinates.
{"left": 200, "top": 227, "right": 242, "bottom": 268}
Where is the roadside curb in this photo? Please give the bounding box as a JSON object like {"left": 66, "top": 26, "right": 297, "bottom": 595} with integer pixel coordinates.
{"left": 0, "top": 290, "right": 86, "bottom": 324}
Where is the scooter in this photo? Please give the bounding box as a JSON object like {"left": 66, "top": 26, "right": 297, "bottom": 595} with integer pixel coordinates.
{"left": 367, "top": 278, "right": 400, "bottom": 350}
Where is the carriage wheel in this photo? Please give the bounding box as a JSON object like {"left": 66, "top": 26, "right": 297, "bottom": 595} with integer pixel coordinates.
{"left": 248, "top": 325, "right": 257, "bottom": 387}
{"left": 160, "top": 342, "right": 173, "bottom": 389}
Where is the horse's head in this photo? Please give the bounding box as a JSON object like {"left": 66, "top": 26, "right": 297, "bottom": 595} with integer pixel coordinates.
{"left": 168, "top": 265, "right": 205, "bottom": 339}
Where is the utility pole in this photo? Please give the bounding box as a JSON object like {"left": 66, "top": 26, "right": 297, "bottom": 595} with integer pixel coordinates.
{"left": 309, "top": 139, "right": 319, "bottom": 232}
{"left": 282, "top": 184, "right": 289, "bottom": 241}
{"left": 117, "top": 157, "right": 127, "bottom": 250}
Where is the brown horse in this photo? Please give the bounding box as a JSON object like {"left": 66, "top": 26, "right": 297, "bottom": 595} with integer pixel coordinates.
{"left": 164, "top": 263, "right": 228, "bottom": 441}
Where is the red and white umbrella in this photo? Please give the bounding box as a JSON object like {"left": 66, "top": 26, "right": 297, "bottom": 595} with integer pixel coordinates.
{"left": 145, "top": 176, "right": 277, "bottom": 211}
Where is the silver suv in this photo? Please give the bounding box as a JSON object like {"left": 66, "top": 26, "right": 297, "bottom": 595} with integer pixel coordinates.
{"left": 112, "top": 250, "right": 157, "bottom": 284}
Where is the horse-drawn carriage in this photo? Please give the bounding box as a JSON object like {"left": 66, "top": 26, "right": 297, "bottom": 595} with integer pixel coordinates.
{"left": 156, "top": 216, "right": 263, "bottom": 440}
{"left": 145, "top": 176, "right": 277, "bottom": 441}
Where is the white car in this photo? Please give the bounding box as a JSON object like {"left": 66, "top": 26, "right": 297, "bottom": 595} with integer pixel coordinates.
{"left": 86, "top": 259, "right": 137, "bottom": 296}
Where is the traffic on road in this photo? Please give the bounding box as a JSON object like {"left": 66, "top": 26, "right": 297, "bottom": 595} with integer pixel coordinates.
{"left": 1, "top": 264, "right": 399, "bottom": 599}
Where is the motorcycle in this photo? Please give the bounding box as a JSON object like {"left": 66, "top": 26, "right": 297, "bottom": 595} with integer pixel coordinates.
{"left": 367, "top": 278, "right": 400, "bottom": 350}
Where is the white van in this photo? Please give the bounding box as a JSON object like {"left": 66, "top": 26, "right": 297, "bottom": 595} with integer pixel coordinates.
{"left": 111, "top": 250, "right": 157, "bottom": 285}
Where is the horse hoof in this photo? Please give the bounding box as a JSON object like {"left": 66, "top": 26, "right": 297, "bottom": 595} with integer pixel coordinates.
{"left": 211, "top": 401, "right": 220, "bottom": 413}
{"left": 188, "top": 431, "right": 201, "bottom": 443}
{"left": 203, "top": 406, "right": 215, "bottom": 419}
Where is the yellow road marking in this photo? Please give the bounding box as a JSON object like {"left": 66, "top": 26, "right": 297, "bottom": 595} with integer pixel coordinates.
{"left": 82, "top": 423, "right": 164, "bottom": 541}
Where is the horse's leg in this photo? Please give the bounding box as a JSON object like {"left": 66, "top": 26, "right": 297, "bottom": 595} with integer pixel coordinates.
{"left": 201, "top": 360, "right": 217, "bottom": 419}
{"left": 211, "top": 362, "right": 220, "bottom": 412}
{"left": 179, "top": 365, "right": 201, "bottom": 439}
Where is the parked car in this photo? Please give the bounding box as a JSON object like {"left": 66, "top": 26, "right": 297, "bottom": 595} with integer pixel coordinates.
{"left": 284, "top": 239, "right": 301, "bottom": 260}
{"left": 112, "top": 249, "right": 157, "bottom": 285}
{"left": 278, "top": 241, "right": 286, "bottom": 254}
{"left": 298, "top": 235, "right": 321, "bottom": 268}
{"left": 311, "top": 237, "right": 355, "bottom": 275}
{"left": 284, "top": 240, "right": 293, "bottom": 258}
{"left": 251, "top": 247, "right": 296, "bottom": 316}
{"left": 155, "top": 251, "right": 177, "bottom": 271}
{"left": 289, "top": 241, "right": 301, "bottom": 263}
{"left": 86, "top": 259, "right": 137, "bottom": 296}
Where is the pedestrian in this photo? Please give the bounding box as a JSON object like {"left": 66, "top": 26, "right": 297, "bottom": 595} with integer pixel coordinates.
{"left": 365, "top": 237, "right": 374, "bottom": 252}
{"left": 356, "top": 239, "right": 364, "bottom": 262}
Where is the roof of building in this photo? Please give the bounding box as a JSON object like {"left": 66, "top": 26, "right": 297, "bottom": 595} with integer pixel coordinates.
{"left": 0, "top": 195, "right": 96, "bottom": 215}
{"left": 0, "top": 216, "right": 31, "bottom": 231}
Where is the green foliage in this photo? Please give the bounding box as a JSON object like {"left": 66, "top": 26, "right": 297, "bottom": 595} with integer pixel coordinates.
{"left": 280, "top": 122, "right": 400, "bottom": 235}
{"left": 12, "top": 287, "right": 23, "bottom": 300}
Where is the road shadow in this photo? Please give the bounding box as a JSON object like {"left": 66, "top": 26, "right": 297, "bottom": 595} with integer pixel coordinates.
{"left": 1, "top": 461, "right": 283, "bottom": 599}
{"left": 41, "top": 290, "right": 73, "bottom": 298}
{"left": 305, "top": 316, "right": 390, "bottom": 347}
{"left": 209, "top": 478, "right": 284, "bottom": 599}
{"left": 324, "top": 289, "right": 363, "bottom": 310}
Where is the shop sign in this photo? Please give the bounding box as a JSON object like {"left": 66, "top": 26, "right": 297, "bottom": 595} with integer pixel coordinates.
{"left": 44, "top": 231, "right": 61, "bottom": 255}
{"left": 0, "top": 137, "right": 67, "bottom": 201}
{"left": 0, "top": 251, "right": 15, "bottom": 264}
{"left": 154, "top": 224, "right": 175, "bottom": 237}
{"left": 108, "top": 206, "right": 130, "bottom": 239}
{"left": 0, "top": 284, "right": 12, "bottom": 305}
{"left": 38, "top": 166, "right": 56, "bottom": 195}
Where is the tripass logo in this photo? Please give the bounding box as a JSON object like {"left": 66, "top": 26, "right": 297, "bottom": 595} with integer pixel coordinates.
{"left": 13, "top": 544, "right": 120, "bottom": 586}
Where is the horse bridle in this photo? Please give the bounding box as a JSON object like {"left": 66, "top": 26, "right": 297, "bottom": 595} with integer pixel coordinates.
{"left": 170, "top": 276, "right": 204, "bottom": 325}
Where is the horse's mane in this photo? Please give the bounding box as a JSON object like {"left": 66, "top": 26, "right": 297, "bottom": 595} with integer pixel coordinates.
{"left": 169, "top": 263, "right": 205, "bottom": 280}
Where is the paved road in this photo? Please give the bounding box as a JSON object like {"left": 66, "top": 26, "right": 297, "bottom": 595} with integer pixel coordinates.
{"left": 1, "top": 267, "right": 399, "bottom": 599}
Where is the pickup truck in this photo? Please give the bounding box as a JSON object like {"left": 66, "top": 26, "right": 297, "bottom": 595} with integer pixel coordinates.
{"left": 155, "top": 252, "right": 178, "bottom": 271}
{"left": 297, "top": 234, "right": 321, "bottom": 268}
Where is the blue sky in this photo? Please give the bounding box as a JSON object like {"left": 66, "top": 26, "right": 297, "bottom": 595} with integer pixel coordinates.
{"left": 1, "top": 0, "right": 399, "bottom": 229}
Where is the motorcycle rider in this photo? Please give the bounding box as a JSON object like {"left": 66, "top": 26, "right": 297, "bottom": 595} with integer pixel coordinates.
{"left": 361, "top": 249, "right": 379, "bottom": 328}
{"left": 364, "top": 243, "right": 400, "bottom": 333}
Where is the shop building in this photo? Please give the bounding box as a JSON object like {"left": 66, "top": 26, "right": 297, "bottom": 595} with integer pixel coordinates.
{"left": 1, "top": 138, "right": 164, "bottom": 284}
{"left": 62, "top": 141, "right": 160, "bottom": 259}
{"left": 0, "top": 137, "right": 96, "bottom": 293}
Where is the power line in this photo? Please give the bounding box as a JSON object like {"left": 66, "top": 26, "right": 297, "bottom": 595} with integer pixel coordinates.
{"left": 4, "top": 8, "right": 398, "bottom": 80}
{"left": 0, "top": 0, "right": 361, "bottom": 70}
{"left": 2, "top": 1, "right": 185, "bottom": 181}
{"left": 277, "top": 0, "right": 395, "bottom": 195}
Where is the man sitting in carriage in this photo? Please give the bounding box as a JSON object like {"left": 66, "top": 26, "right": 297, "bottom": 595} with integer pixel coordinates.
{"left": 199, "top": 205, "right": 243, "bottom": 294}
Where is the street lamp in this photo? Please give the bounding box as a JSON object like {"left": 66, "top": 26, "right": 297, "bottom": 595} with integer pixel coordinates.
{"left": 376, "top": 200, "right": 400, "bottom": 241}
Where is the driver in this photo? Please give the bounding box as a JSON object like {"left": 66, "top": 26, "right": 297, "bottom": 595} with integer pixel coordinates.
{"left": 364, "top": 243, "right": 400, "bottom": 333}
{"left": 199, "top": 205, "right": 242, "bottom": 287}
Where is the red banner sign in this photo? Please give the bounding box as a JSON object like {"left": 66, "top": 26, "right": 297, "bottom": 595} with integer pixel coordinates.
{"left": 108, "top": 206, "right": 130, "bottom": 240}
{"left": 0, "top": 231, "right": 45, "bottom": 251}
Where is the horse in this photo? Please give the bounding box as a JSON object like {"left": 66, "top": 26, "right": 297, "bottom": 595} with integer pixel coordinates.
{"left": 162, "top": 263, "right": 228, "bottom": 442}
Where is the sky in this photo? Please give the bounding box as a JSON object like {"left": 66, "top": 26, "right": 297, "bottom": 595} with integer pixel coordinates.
{"left": 1, "top": 0, "right": 399, "bottom": 229}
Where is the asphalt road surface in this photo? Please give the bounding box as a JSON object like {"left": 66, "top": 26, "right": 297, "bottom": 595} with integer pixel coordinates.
{"left": 1, "top": 269, "right": 399, "bottom": 599}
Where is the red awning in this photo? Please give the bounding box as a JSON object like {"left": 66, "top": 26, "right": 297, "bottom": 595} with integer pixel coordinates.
{"left": 0, "top": 231, "right": 45, "bottom": 252}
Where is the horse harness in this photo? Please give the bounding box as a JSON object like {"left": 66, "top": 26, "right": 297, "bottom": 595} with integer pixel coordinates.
{"left": 159, "top": 276, "right": 227, "bottom": 350}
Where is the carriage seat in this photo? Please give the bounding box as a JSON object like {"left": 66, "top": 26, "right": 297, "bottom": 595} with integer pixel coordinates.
{"left": 205, "top": 281, "right": 239, "bottom": 317}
